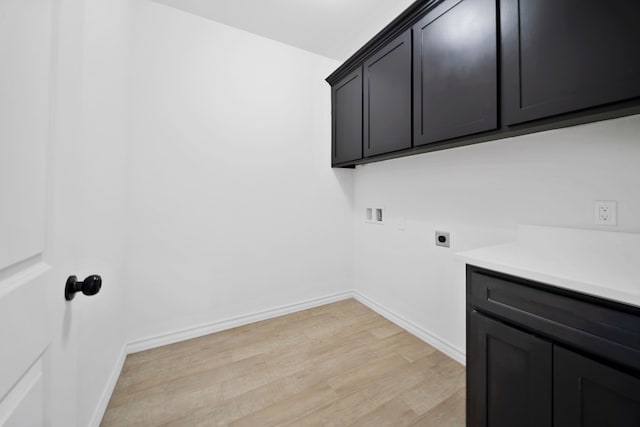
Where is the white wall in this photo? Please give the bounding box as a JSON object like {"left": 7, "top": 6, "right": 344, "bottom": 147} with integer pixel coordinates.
{"left": 22, "top": 1, "right": 638, "bottom": 424}
{"left": 353, "top": 114, "right": 640, "bottom": 358}
{"left": 125, "top": 1, "right": 353, "bottom": 344}
{"left": 45, "top": 0, "right": 131, "bottom": 425}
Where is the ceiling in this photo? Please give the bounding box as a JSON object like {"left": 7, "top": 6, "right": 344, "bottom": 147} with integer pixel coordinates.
{"left": 152, "top": 0, "right": 417, "bottom": 61}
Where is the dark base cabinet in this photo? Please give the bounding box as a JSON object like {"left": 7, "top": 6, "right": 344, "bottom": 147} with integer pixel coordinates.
{"left": 554, "top": 347, "right": 640, "bottom": 427}
{"left": 468, "top": 311, "right": 552, "bottom": 427}
{"left": 466, "top": 265, "right": 640, "bottom": 427}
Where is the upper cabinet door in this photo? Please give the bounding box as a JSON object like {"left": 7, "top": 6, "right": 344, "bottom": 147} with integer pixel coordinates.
{"left": 413, "top": 0, "right": 497, "bottom": 147}
{"left": 363, "top": 30, "right": 412, "bottom": 157}
{"left": 502, "top": 0, "right": 640, "bottom": 125}
{"left": 332, "top": 68, "right": 363, "bottom": 164}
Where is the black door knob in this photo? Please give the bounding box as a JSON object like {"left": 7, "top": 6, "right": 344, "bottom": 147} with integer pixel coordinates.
{"left": 65, "top": 275, "right": 102, "bottom": 301}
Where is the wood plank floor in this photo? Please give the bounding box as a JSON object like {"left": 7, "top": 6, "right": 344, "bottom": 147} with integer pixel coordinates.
{"left": 101, "top": 299, "right": 465, "bottom": 426}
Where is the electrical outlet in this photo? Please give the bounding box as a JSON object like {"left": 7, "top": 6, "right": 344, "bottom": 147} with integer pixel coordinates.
{"left": 594, "top": 201, "right": 617, "bottom": 226}
{"left": 435, "top": 231, "right": 450, "bottom": 248}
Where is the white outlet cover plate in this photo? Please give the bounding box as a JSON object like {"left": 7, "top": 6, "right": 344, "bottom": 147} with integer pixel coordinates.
{"left": 398, "top": 216, "right": 405, "bottom": 231}
{"left": 594, "top": 200, "right": 617, "bottom": 226}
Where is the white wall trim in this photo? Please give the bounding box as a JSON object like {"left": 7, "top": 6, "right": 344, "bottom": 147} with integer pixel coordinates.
{"left": 94, "top": 290, "right": 464, "bottom": 425}
{"left": 124, "top": 288, "right": 465, "bottom": 361}
{"left": 89, "top": 346, "right": 126, "bottom": 427}
{"left": 126, "top": 291, "right": 353, "bottom": 354}
{"left": 353, "top": 290, "right": 466, "bottom": 365}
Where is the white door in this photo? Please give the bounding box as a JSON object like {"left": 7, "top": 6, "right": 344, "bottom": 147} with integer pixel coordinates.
{"left": 0, "top": 0, "right": 57, "bottom": 425}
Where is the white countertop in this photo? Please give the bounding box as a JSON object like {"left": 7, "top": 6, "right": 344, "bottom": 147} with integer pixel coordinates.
{"left": 457, "top": 225, "right": 640, "bottom": 308}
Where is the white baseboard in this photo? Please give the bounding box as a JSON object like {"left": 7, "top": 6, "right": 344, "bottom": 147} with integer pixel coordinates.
{"left": 93, "top": 289, "right": 464, "bottom": 426}
{"left": 89, "top": 346, "right": 126, "bottom": 427}
{"left": 126, "top": 291, "right": 353, "bottom": 354}
{"left": 125, "top": 289, "right": 465, "bottom": 361}
{"left": 353, "top": 290, "right": 466, "bottom": 366}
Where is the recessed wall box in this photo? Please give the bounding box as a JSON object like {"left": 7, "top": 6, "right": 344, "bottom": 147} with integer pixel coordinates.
{"left": 435, "top": 231, "right": 450, "bottom": 248}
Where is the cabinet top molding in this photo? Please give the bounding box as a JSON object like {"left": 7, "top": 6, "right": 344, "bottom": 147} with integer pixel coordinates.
{"left": 325, "top": 0, "right": 441, "bottom": 85}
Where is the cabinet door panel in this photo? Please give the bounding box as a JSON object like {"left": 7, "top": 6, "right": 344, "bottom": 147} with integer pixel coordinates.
{"left": 502, "top": 0, "right": 640, "bottom": 125}
{"left": 469, "top": 269, "right": 640, "bottom": 373}
{"left": 413, "top": 0, "right": 497, "bottom": 146}
{"left": 363, "top": 30, "right": 412, "bottom": 157}
{"left": 554, "top": 346, "right": 640, "bottom": 427}
{"left": 468, "top": 311, "right": 552, "bottom": 427}
{"left": 332, "top": 68, "right": 362, "bottom": 164}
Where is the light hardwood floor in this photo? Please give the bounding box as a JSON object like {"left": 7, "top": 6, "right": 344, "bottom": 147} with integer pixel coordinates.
{"left": 101, "top": 299, "right": 465, "bottom": 426}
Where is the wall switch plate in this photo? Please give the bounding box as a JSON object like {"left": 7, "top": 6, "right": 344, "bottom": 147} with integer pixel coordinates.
{"left": 435, "top": 231, "right": 450, "bottom": 248}
{"left": 398, "top": 216, "right": 406, "bottom": 231}
{"left": 594, "top": 201, "right": 617, "bottom": 226}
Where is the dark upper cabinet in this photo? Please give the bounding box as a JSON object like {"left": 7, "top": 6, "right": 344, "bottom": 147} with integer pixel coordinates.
{"left": 363, "top": 30, "right": 412, "bottom": 157}
{"left": 413, "top": 0, "right": 497, "bottom": 146}
{"left": 326, "top": 0, "right": 640, "bottom": 167}
{"left": 332, "top": 68, "right": 362, "bottom": 164}
{"left": 468, "top": 310, "right": 552, "bottom": 427}
{"left": 554, "top": 346, "right": 640, "bottom": 427}
{"left": 501, "top": 0, "right": 640, "bottom": 125}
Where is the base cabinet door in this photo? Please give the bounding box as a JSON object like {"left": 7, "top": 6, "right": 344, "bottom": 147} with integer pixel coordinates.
{"left": 468, "top": 311, "right": 552, "bottom": 427}
{"left": 554, "top": 346, "right": 640, "bottom": 427}
{"left": 501, "top": 0, "right": 640, "bottom": 125}
{"left": 332, "top": 68, "right": 362, "bottom": 164}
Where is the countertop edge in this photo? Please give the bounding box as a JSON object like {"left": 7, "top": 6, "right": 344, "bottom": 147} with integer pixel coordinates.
{"left": 456, "top": 251, "right": 640, "bottom": 309}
